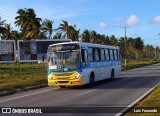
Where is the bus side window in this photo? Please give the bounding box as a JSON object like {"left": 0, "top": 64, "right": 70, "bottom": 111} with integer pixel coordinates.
{"left": 114, "top": 49, "right": 118, "bottom": 60}
{"left": 110, "top": 49, "right": 114, "bottom": 61}
{"left": 105, "top": 49, "right": 110, "bottom": 61}
{"left": 117, "top": 50, "right": 120, "bottom": 60}
{"left": 87, "top": 47, "right": 93, "bottom": 62}
{"left": 94, "top": 48, "right": 99, "bottom": 62}
{"left": 81, "top": 49, "right": 88, "bottom": 67}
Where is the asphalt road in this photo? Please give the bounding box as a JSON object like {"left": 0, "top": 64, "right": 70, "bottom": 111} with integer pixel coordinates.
{"left": 0, "top": 63, "right": 160, "bottom": 116}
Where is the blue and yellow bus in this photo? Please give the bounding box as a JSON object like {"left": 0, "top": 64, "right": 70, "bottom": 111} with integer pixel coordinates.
{"left": 47, "top": 42, "right": 121, "bottom": 88}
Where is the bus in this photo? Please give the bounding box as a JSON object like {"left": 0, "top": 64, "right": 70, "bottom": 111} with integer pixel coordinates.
{"left": 47, "top": 42, "right": 121, "bottom": 88}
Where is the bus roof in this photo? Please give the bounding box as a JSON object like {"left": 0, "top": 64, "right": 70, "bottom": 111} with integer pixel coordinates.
{"left": 49, "top": 41, "right": 119, "bottom": 49}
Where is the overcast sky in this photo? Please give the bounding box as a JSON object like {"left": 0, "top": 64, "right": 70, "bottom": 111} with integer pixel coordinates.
{"left": 0, "top": 0, "right": 160, "bottom": 46}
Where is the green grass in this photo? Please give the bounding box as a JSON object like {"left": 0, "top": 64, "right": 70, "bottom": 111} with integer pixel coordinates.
{"left": 126, "top": 84, "right": 160, "bottom": 116}
{"left": 0, "top": 63, "right": 48, "bottom": 94}
{"left": 121, "top": 59, "right": 159, "bottom": 71}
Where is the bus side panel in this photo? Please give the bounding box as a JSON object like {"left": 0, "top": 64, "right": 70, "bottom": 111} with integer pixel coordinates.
{"left": 81, "top": 68, "right": 91, "bottom": 84}
{"left": 104, "top": 66, "right": 112, "bottom": 79}
{"left": 100, "top": 61, "right": 111, "bottom": 79}
{"left": 113, "top": 61, "right": 121, "bottom": 78}
{"left": 114, "top": 65, "right": 121, "bottom": 77}
{"left": 88, "top": 62, "right": 101, "bottom": 82}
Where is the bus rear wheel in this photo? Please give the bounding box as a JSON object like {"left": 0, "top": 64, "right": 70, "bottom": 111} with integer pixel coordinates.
{"left": 60, "top": 86, "right": 66, "bottom": 88}
{"left": 110, "top": 69, "right": 114, "bottom": 81}
{"left": 89, "top": 73, "right": 95, "bottom": 87}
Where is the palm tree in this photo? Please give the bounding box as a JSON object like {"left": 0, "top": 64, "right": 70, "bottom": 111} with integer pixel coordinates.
{"left": 1, "top": 24, "right": 13, "bottom": 40}
{"left": 110, "top": 35, "right": 118, "bottom": 46}
{"left": 81, "top": 29, "right": 90, "bottom": 42}
{"left": 103, "top": 35, "right": 110, "bottom": 45}
{"left": 15, "top": 8, "right": 42, "bottom": 40}
{"left": 133, "top": 37, "right": 144, "bottom": 59}
{"left": 15, "top": 9, "right": 27, "bottom": 30}
{"left": 58, "top": 20, "right": 73, "bottom": 39}
{"left": 41, "top": 19, "right": 54, "bottom": 39}
{"left": 143, "top": 45, "right": 154, "bottom": 59}
{"left": 90, "top": 30, "right": 97, "bottom": 43}
{"left": 99, "top": 34, "right": 106, "bottom": 45}
{"left": 53, "top": 32, "right": 62, "bottom": 39}
{"left": 57, "top": 20, "right": 80, "bottom": 41}
{"left": 0, "top": 17, "right": 6, "bottom": 38}
{"left": 68, "top": 27, "right": 80, "bottom": 41}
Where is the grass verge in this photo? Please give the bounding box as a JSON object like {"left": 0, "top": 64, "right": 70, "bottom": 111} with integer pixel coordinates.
{"left": 0, "top": 63, "right": 47, "bottom": 95}
{"left": 121, "top": 60, "right": 159, "bottom": 71}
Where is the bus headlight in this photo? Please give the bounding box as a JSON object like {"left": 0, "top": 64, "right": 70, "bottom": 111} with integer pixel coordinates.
{"left": 48, "top": 75, "right": 55, "bottom": 80}
{"left": 74, "top": 72, "right": 81, "bottom": 79}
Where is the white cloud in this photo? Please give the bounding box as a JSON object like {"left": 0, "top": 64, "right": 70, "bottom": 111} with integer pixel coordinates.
{"left": 99, "top": 22, "right": 108, "bottom": 28}
{"left": 116, "top": 17, "right": 125, "bottom": 22}
{"left": 150, "top": 16, "right": 160, "bottom": 24}
{"left": 126, "top": 15, "right": 139, "bottom": 26}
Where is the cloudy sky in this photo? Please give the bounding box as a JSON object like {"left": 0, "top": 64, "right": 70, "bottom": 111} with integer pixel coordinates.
{"left": 0, "top": 0, "right": 160, "bottom": 46}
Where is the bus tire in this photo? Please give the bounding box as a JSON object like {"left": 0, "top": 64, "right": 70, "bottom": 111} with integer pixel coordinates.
{"left": 60, "top": 86, "right": 66, "bottom": 88}
{"left": 89, "top": 72, "right": 95, "bottom": 86}
{"left": 110, "top": 69, "right": 114, "bottom": 81}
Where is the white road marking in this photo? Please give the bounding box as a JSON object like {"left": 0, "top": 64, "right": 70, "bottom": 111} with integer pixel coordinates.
{"left": 115, "top": 81, "right": 160, "bottom": 116}
{"left": 76, "top": 89, "right": 96, "bottom": 96}
{"left": 0, "top": 88, "right": 59, "bottom": 103}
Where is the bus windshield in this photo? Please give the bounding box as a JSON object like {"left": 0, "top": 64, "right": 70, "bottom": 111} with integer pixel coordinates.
{"left": 48, "top": 50, "right": 80, "bottom": 71}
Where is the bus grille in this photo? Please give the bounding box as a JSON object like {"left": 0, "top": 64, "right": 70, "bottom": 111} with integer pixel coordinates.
{"left": 54, "top": 73, "right": 73, "bottom": 76}
{"left": 58, "top": 81, "right": 69, "bottom": 84}
{"left": 57, "top": 77, "right": 71, "bottom": 80}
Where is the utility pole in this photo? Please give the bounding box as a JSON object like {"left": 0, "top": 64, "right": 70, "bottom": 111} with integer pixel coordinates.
{"left": 154, "top": 38, "right": 157, "bottom": 62}
{"left": 121, "top": 26, "right": 127, "bottom": 66}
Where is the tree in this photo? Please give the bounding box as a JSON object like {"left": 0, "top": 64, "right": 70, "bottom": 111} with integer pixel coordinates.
{"left": 57, "top": 20, "right": 72, "bottom": 39}
{"left": 103, "top": 35, "right": 110, "bottom": 45}
{"left": 110, "top": 35, "right": 118, "bottom": 46}
{"left": 133, "top": 37, "right": 144, "bottom": 51}
{"left": 68, "top": 26, "right": 80, "bottom": 41}
{"left": 57, "top": 20, "right": 79, "bottom": 41}
{"left": 0, "top": 17, "right": 6, "bottom": 38}
{"left": 15, "top": 8, "right": 42, "bottom": 40}
{"left": 12, "top": 30, "right": 21, "bottom": 41}
{"left": 41, "top": 19, "right": 54, "bottom": 39}
{"left": 15, "top": 9, "right": 27, "bottom": 30}
{"left": 81, "top": 29, "right": 90, "bottom": 42}
{"left": 1, "top": 24, "right": 13, "bottom": 40}
{"left": 132, "top": 37, "right": 144, "bottom": 59}
{"left": 90, "top": 30, "right": 97, "bottom": 43}
{"left": 53, "top": 32, "right": 62, "bottom": 39}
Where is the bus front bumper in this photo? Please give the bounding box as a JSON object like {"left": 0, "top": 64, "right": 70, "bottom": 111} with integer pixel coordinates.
{"left": 48, "top": 77, "right": 83, "bottom": 86}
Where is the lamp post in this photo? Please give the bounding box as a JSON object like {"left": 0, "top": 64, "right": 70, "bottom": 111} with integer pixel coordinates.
{"left": 121, "top": 26, "right": 127, "bottom": 66}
